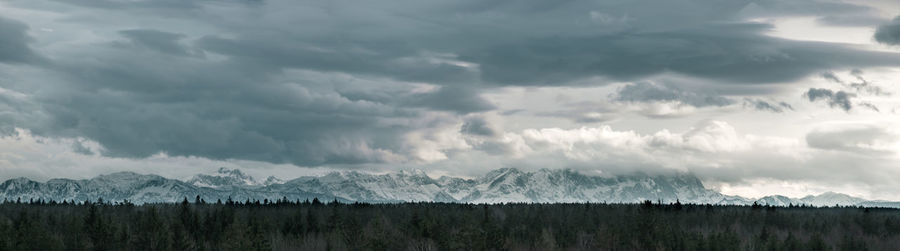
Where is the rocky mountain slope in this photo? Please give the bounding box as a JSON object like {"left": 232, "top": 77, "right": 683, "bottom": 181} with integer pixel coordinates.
{"left": 0, "top": 168, "right": 895, "bottom": 207}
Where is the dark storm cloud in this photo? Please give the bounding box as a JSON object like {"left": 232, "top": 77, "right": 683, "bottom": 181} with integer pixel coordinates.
{"left": 874, "top": 16, "right": 900, "bottom": 45}
{"left": 0, "top": 88, "right": 44, "bottom": 136}
{"left": 47, "top": 0, "right": 262, "bottom": 11}
{"left": 737, "top": 0, "right": 874, "bottom": 17}
{"left": 0, "top": 17, "right": 39, "bottom": 64}
{"left": 468, "top": 23, "right": 900, "bottom": 85}
{"left": 118, "top": 29, "right": 193, "bottom": 56}
{"left": 12, "top": 39, "right": 432, "bottom": 165}
{"left": 403, "top": 86, "right": 495, "bottom": 114}
{"left": 2, "top": 0, "right": 900, "bottom": 167}
{"left": 804, "top": 88, "right": 854, "bottom": 111}
{"left": 460, "top": 116, "right": 498, "bottom": 137}
{"left": 71, "top": 140, "right": 94, "bottom": 155}
{"left": 50, "top": 0, "right": 199, "bottom": 9}
{"left": 614, "top": 82, "right": 733, "bottom": 107}
{"left": 39, "top": 0, "right": 896, "bottom": 87}
{"left": 193, "top": 35, "right": 481, "bottom": 85}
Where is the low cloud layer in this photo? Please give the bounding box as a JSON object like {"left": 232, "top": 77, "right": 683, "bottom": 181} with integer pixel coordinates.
{"left": 612, "top": 82, "right": 792, "bottom": 114}
{"left": 806, "top": 123, "right": 899, "bottom": 154}
{"left": 614, "top": 82, "right": 734, "bottom": 108}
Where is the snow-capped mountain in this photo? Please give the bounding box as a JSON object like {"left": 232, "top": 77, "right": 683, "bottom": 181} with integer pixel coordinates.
{"left": 0, "top": 168, "right": 896, "bottom": 207}
{"left": 0, "top": 171, "right": 334, "bottom": 204}
{"left": 187, "top": 168, "right": 283, "bottom": 188}
{"left": 755, "top": 195, "right": 796, "bottom": 207}
{"left": 457, "top": 168, "right": 740, "bottom": 204}
{"left": 280, "top": 169, "right": 449, "bottom": 202}
{"left": 750, "top": 192, "right": 874, "bottom": 207}
{"left": 799, "top": 192, "right": 866, "bottom": 207}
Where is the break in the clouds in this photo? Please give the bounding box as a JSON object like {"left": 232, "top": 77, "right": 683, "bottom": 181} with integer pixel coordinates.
{"left": 2, "top": 0, "right": 900, "bottom": 200}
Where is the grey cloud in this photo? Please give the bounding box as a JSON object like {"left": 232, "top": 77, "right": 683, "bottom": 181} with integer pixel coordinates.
{"left": 534, "top": 99, "right": 620, "bottom": 123}
{"left": 194, "top": 35, "right": 480, "bottom": 86}
{"left": 3, "top": 0, "right": 900, "bottom": 168}
{"left": 71, "top": 140, "right": 94, "bottom": 155}
{"left": 737, "top": 0, "right": 874, "bottom": 18}
{"left": 804, "top": 88, "right": 854, "bottom": 111}
{"left": 743, "top": 99, "right": 793, "bottom": 113}
{"left": 571, "top": 114, "right": 614, "bottom": 124}
{"left": 614, "top": 82, "right": 733, "bottom": 107}
{"left": 848, "top": 69, "right": 888, "bottom": 96}
{"left": 50, "top": 0, "right": 200, "bottom": 9}
{"left": 822, "top": 70, "right": 888, "bottom": 96}
{"left": 13, "top": 40, "right": 442, "bottom": 166}
{"left": 535, "top": 110, "right": 616, "bottom": 124}
{"left": 41, "top": 0, "right": 899, "bottom": 87}
{"left": 821, "top": 72, "right": 843, "bottom": 83}
{"left": 806, "top": 124, "right": 897, "bottom": 154}
{"left": 546, "top": 81, "right": 791, "bottom": 122}
{"left": 499, "top": 109, "right": 525, "bottom": 116}
{"left": 403, "top": 86, "right": 495, "bottom": 114}
{"left": 467, "top": 23, "right": 900, "bottom": 85}
{"left": 118, "top": 29, "right": 193, "bottom": 56}
{"left": 0, "top": 89, "right": 44, "bottom": 136}
{"left": 0, "top": 17, "right": 39, "bottom": 64}
{"left": 816, "top": 15, "right": 888, "bottom": 27}
{"left": 460, "top": 116, "right": 498, "bottom": 137}
{"left": 48, "top": 0, "right": 262, "bottom": 12}
{"left": 875, "top": 16, "right": 900, "bottom": 45}
{"left": 858, "top": 102, "right": 880, "bottom": 112}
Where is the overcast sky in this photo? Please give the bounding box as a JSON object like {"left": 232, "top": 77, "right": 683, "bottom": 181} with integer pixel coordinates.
{"left": 2, "top": 0, "right": 900, "bottom": 200}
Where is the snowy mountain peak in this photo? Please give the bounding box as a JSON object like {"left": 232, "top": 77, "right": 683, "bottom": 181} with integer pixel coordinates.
{"left": 262, "top": 176, "right": 284, "bottom": 186}
{"left": 188, "top": 168, "right": 262, "bottom": 188}
{"left": 216, "top": 167, "right": 251, "bottom": 179}
{"left": 480, "top": 167, "right": 524, "bottom": 184}
{"left": 750, "top": 192, "right": 871, "bottom": 207}
{"left": 0, "top": 168, "right": 897, "bottom": 207}
{"left": 756, "top": 195, "right": 795, "bottom": 206}
{"left": 799, "top": 192, "right": 866, "bottom": 207}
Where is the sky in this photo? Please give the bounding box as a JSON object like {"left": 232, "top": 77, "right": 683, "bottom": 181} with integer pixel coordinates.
{"left": 2, "top": 0, "right": 900, "bottom": 200}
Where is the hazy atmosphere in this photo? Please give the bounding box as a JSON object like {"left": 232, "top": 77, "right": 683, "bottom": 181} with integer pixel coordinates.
{"left": 3, "top": 0, "right": 900, "bottom": 201}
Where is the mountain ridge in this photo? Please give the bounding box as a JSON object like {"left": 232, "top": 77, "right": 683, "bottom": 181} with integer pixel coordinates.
{"left": 0, "top": 168, "right": 896, "bottom": 207}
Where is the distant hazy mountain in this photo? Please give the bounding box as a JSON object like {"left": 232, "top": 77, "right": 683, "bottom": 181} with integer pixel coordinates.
{"left": 751, "top": 192, "right": 894, "bottom": 208}
{"left": 0, "top": 171, "right": 334, "bottom": 204}
{"left": 0, "top": 168, "right": 895, "bottom": 207}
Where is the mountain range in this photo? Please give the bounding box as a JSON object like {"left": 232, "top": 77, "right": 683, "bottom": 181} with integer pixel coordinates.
{"left": 1, "top": 167, "right": 897, "bottom": 207}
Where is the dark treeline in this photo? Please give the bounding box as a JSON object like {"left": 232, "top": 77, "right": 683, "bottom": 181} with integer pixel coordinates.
{"left": 0, "top": 197, "right": 899, "bottom": 250}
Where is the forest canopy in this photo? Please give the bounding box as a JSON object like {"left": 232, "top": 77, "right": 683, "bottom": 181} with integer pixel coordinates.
{"left": 0, "top": 198, "right": 898, "bottom": 250}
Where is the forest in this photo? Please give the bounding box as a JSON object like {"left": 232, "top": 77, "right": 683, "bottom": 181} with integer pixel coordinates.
{"left": 0, "top": 197, "right": 898, "bottom": 250}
